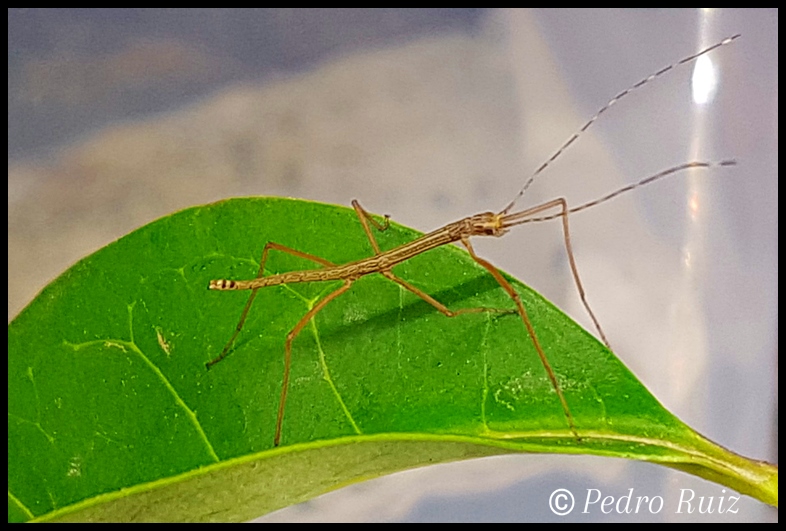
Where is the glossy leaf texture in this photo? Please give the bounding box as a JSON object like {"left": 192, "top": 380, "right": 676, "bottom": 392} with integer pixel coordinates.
{"left": 8, "top": 197, "right": 777, "bottom": 522}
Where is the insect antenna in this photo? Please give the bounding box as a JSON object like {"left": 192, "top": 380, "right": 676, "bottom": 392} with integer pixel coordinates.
{"left": 501, "top": 34, "right": 740, "bottom": 215}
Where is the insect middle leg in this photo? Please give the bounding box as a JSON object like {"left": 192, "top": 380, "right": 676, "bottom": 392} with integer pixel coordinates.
{"left": 459, "top": 236, "right": 579, "bottom": 439}
{"left": 206, "top": 242, "right": 336, "bottom": 369}
{"left": 379, "top": 271, "right": 515, "bottom": 319}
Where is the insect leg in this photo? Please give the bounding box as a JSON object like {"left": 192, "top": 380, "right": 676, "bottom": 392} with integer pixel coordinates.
{"left": 276, "top": 280, "right": 353, "bottom": 446}
{"left": 352, "top": 199, "right": 391, "bottom": 254}
{"left": 379, "top": 270, "right": 515, "bottom": 318}
{"left": 206, "top": 242, "right": 336, "bottom": 369}
{"left": 460, "top": 236, "right": 579, "bottom": 440}
{"left": 515, "top": 197, "right": 611, "bottom": 349}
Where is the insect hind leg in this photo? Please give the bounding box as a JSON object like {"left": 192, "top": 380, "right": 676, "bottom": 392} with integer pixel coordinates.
{"left": 206, "top": 242, "right": 337, "bottom": 369}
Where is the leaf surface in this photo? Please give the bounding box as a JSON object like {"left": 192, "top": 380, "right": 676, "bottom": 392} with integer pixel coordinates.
{"left": 7, "top": 197, "right": 777, "bottom": 522}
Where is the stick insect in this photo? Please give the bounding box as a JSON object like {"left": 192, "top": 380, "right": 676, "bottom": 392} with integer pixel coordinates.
{"left": 206, "top": 35, "right": 740, "bottom": 447}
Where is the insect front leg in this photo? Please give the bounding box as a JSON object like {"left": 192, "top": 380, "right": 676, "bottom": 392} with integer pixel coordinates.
{"left": 352, "top": 199, "right": 391, "bottom": 255}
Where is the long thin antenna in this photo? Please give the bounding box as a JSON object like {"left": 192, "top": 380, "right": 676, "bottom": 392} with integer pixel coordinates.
{"left": 501, "top": 34, "right": 741, "bottom": 215}
{"left": 506, "top": 160, "right": 737, "bottom": 225}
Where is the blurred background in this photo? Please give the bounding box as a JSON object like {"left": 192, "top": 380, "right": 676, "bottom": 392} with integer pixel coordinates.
{"left": 8, "top": 8, "right": 777, "bottom": 522}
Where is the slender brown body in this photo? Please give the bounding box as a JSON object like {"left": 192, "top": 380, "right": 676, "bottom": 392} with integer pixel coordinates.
{"left": 209, "top": 212, "right": 501, "bottom": 290}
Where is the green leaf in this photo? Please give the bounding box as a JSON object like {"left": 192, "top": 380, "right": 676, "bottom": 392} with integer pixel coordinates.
{"left": 8, "top": 197, "right": 777, "bottom": 522}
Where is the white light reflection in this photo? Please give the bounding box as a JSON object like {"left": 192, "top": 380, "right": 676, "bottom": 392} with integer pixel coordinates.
{"left": 691, "top": 54, "right": 718, "bottom": 105}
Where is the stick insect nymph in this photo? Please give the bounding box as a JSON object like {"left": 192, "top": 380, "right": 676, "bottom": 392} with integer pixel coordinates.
{"left": 207, "top": 35, "right": 740, "bottom": 448}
